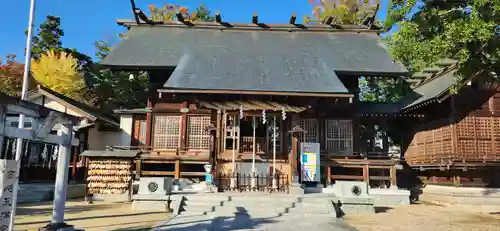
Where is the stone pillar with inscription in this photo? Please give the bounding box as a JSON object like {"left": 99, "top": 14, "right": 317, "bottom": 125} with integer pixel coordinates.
{"left": 1, "top": 160, "right": 19, "bottom": 231}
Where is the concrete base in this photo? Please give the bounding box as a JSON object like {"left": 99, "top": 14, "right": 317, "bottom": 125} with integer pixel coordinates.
{"left": 132, "top": 194, "right": 170, "bottom": 201}
{"left": 89, "top": 194, "right": 129, "bottom": 202}
{"left": 132, "top": 200, "right": 170, "bottom": 212}
{"left": 370, "top": 188, "right": 411, "bottom": 205}
{"left": 290, "top": 183, "right": 305, "bottom": 195}
{"left": 334, "top": 196, "right": 375, "bottom": 216}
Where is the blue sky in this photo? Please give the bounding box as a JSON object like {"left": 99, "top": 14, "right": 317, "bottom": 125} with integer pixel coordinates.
{"left": 2, "top": 0, "right": 392, "bottom": 62}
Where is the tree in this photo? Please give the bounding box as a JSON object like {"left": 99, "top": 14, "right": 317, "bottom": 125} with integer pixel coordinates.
{"left": 304, "top": 0, "right": 380, "bottom": 25}
{"left": 30, "top": 15, "right": 94, "bottom": 74}
{"left": 30, "top": 15, "right": 64, "bottom": 59}
{"left": 0, "top": 54, "right": 34, "bottom": 97}
{"left": 148, "top": 3, "right": 215, "bottom": 22}
{"left": 31, "top": 50, "right": 92, "bottom": 102}
{"left": 90, "top": 40, "right": 148, "bottom": 111}
{"left": 386, "top": 1, "right": 500, "bottom": 84}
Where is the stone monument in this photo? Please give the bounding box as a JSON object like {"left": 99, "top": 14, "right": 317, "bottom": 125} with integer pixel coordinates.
{"left": 332, "top": 181, "right": 375, "bottom": 215}
{"left": 132, "top": 177, "right": 173, "bottom": 212}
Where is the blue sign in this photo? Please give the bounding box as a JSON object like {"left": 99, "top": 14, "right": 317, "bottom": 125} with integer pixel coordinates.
{"left": 300, "top": 143, "right": 321, "bottom": 182}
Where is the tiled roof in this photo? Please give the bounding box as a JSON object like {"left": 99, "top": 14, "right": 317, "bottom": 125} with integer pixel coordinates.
{"left": 101, "top": 23, "right": 407, "bottom": 94}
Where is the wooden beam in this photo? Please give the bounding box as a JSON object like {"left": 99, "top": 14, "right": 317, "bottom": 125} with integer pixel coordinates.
{"left": 289, "top": 12, "right": 296, "bottom": 24}
{"left": 176, "top": 11, "right": 185, "bottom": 22}
{"left": 215, "top": 11, "right": 222, "bottom": 23}
{"left": 2, "top": 126, "right": 79, "bottom": 146}
{"left": 252, "top": 12, "right": 258, "bottom": 24}
{"left": 6, "top": 104, "right": 39, "bottom": 117}
{"left": 34, "top": 111, "right": 62, "bottom": 139}
{"left": 129, "top": 0, "right": 140, "bottom": 24}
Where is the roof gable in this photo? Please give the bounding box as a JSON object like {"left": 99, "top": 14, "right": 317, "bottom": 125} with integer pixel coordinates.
{"left": 27, "top": 86, "right": 119, "bottom": 127}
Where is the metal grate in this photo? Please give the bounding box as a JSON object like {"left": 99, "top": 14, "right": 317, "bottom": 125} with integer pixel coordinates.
{"left": 325, "top": 119, "right": 353, "bottom": 154}
{"left": 298, "top": 119, "right": 319, "bottom": 143}
{"left": 187, "top": 116, "right": 211, "bottom": 150}
{"left": 153, "top": 115, "right": 181, "bottom": 149}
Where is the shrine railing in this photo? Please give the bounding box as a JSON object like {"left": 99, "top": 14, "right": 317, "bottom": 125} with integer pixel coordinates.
{"left": 217, "top": 172, "right": 289, "bottom": 193}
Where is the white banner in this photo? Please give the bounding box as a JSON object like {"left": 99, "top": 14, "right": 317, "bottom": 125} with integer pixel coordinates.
{"left": 0, "top": 160, "right": 19, "bottom": 231}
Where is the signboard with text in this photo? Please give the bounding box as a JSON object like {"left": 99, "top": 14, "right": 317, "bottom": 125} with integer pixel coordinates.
{"left": 0, "top": 159, "right": 19, "bottom": 231}
{"left": 300, "top": 143, "right": 320, "bottom": 182}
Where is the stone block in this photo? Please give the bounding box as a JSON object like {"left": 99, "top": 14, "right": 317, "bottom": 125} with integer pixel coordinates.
{"left": 334, "top": 181, "right": 369, "bottom": 197}
{"left": 370, "top": 188, "right": 411, "bottom": 206}
{"left": 132, "top": 200, "right": 169, "bottom": 212}
{"left": 138, "top": 177, "right": 173, "bottom": 195}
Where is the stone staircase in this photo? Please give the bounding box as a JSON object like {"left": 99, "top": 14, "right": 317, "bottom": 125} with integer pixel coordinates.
{"left": 17, "top": 184, "right": 54, "bottom": 204}
{"left": 150, "top": 193, "right": 342, "bottom": 230}
{"left": 177, "top": 193, "right": 336, "bottom": 218}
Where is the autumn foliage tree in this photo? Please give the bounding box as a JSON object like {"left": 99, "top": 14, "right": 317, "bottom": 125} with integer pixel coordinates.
{"left": 304, "top": 0, "right": 380, "bottom": 25}
{"left": 0, "top": 54, "right": 33, "bottom": 97}
{"left": 148, "top": 3, "right": 215, "bottom": 22}
{"left": 31, "top": 50, "right": 92, "bottom": 102}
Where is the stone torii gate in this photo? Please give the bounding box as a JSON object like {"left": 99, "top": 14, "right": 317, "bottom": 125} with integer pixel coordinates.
{"left": 0, "top": 92, "right": 80, "bottom": 231}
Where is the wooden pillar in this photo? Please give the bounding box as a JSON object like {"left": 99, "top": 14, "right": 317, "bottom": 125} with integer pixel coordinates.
{"left": 390, "top": 165, "right": 397, "bottom": 187}
{"left": 145, "top": 101, "right": 153, "bottom": 147}
{"left": 180, "top": 102, "right": 188, "bottom": 151}
{"left": 135, "top": 158, "right": 142, "bottom": 179}
{"left": 362, "top": 165, "right": 369, "bottom": 183}
{"left": 290, "top": 135, "right": 298, "bottom": 183}
{"left": 326, "top": 166, "right": 331, "bottom": 185}
{"left": 174, "top": 160, "right": 181, "bottom": 179}
{"left": 83, "top": 157, "right": 89, "bottom": 201}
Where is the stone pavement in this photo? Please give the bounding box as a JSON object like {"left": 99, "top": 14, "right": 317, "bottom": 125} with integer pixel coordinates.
{"left": 151, "top": 213, "right": 358, "bottom": 231}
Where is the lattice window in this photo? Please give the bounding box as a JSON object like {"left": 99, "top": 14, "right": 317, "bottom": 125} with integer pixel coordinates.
{"left": 298, "top": 119, "right": 319, "bottom": 143}
{"left": 133, "top": 119, "right": 147, "bottom": 146}
{"left": 153, "top": 115, "right": 181, "bottom": 149}
{"left": 325, "top": 119, "right": 353, "bottom": 154}
{"left": 187, "top": 116, "right": 211, "bottom": 150}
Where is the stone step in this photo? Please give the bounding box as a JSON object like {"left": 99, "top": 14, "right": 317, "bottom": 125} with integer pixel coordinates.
{"left": 228, "top": 195, "right": 297, "bottom": 203}
{"left": 206, "top": 210, "right": 282, "bottom": 218}
{"left": 181, "top": 204, "right": 217, "bottom": 213}
{"left": 182, "top": 195, "right": 231, "bottom": 202}
{"left": 185, "top": 200, "right": 224, "bottom": 207}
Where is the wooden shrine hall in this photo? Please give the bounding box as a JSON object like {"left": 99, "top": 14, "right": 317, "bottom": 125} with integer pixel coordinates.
{"left": 99, "top": 9, "right": 425, "bottom": 191}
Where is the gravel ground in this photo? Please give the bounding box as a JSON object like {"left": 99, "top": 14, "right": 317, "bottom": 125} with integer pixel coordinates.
{"left": 344, "top": 201, "right": 500, "bottom": 231}
{"left": 14, "top": 200, "right": 170, "bottom": 231}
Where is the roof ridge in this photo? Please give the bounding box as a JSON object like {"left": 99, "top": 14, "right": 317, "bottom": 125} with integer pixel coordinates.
{"left": 116, "top": 19, "right": 383, "bottom": 34}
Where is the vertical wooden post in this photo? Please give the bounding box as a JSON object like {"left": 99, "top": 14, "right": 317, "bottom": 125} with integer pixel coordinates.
{"left": 135, "top": 158, "right": 142, "bottom": 179}
{"left": 180, "top": 102, "right": 188, "bottom": 151}
{"left": 326, "top": 166, "right": 331, "bottom": 185}
{"left": 363, "top": 165, "right": 369, "bottom": 183}
{"left": 145, "top": 101, "right": 153, "bottom": 147}
{"left": 390, "top": 165, "right": 397, "bottom": 188}
{"left": 83, "top": 157, "right": 89, "bottom": 201}
{"left": 174, "top": 160, "right": 181, "bottom": 179}
{"left": 290, "top": 135, "right": 298, "bottom": 183}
